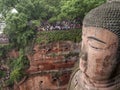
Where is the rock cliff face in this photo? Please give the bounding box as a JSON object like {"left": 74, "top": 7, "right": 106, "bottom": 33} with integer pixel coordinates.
{"left": 14, "top": 41, "right": 80, "bottom": 90}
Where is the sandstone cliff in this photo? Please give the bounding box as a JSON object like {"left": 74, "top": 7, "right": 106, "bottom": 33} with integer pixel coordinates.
{"left": 14, "top": 41, "right": 80, "bottom": 90}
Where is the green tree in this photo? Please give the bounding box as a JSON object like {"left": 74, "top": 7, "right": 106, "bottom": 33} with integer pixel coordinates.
{"left": 4, "top": 12, "right": 35, "bottom": 48}
{"left": 0, "top": 0, "right": 61, "bottom": 21}
{"left": 59, "top": 0, "right": 106, "bottom": 21}
{"left": 0, "top": 0, "right": 62, "bottom": 48}
{"left": 8, "top": 49, "right": 29, "bottom": 85}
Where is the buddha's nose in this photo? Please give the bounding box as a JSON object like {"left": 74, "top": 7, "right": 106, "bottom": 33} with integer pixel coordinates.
{"left": 79, "top": 52, "right": 88, "bottom": 72}
{"left": 81, "top": 53, "right": 87, "bottom": 61}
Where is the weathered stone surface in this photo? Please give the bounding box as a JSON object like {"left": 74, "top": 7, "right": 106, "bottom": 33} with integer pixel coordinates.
{"left": 16, "top": 74, "right": 68, "bottom": 90}
{"left": 15, "top": 41, "right": 80, "bottom": 90}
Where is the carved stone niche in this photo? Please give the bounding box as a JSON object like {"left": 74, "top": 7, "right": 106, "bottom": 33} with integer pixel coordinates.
{"left": 68, "top": 27, "right": 120, "bottom": 90}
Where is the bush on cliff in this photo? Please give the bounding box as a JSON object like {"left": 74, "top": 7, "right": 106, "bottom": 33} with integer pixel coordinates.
{"left": 36, "top": 29, "right": 82, "bottom": 44}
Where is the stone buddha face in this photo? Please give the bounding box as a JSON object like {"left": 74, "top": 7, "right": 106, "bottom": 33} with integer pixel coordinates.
{"left": 79, "top": 27, "right": 119, "bottom": 81}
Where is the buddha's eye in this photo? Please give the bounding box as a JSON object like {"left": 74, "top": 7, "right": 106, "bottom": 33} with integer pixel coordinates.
{"left": 88, "top": 39, "right": 106, "bottom": 50}
{"left": 89, "top": 43, "right": 103, "bottom": 50}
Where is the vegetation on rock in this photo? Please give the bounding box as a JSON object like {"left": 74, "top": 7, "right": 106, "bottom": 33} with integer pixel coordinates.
{"left": 36, "top": 29, "right": 82, "bottom": 44}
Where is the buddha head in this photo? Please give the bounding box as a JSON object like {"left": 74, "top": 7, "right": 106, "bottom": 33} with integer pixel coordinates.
{"left": 79, "top": 0, "right": 120, "bottom": 81}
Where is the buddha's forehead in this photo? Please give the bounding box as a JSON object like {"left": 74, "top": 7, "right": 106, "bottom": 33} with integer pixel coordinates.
{"left": 82, "top": 27, "right": 119, "bottom": 45}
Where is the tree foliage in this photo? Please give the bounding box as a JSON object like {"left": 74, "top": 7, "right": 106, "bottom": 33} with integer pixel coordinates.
{"left": 4, "top": 12, "right": 35, "bottom": 48}
{"left": 0, "top": 0, "right": 63, "bottom": 47}
{"left": 7, "top": 49, "right": 29, "bottom": 85}
{"left": 59, "top": 0, "right": 106, "bottom": 21}
{"left": 0, "top": 0, "right": 106, "bottom": 22}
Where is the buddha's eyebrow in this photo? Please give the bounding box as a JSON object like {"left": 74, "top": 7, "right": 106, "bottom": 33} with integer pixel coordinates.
{"left": 88, "top": 36, "right": 106, "bottom": 44}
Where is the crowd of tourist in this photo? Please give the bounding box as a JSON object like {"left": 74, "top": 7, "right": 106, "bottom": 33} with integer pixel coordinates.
{"left": 37, "top": 20, "right": 81, "bottom": 31}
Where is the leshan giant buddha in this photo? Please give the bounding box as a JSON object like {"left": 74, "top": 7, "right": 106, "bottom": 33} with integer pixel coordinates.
{"left": 68, "top": 0, "right": 120, "bottom": 90}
